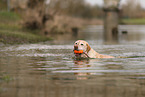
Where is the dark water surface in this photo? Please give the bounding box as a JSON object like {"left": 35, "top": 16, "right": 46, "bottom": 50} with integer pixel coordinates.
{"left": 1, "top": 25, "right": 145, "bottom": 97}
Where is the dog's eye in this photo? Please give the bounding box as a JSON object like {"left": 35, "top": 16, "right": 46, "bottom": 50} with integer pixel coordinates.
{"left": 81, "top": 44, "right": 84, "bottom": 46}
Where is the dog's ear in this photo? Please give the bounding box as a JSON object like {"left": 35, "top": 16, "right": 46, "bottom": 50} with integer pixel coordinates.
{"left": 86, "top": 43, "right": 91, "bottom": 53}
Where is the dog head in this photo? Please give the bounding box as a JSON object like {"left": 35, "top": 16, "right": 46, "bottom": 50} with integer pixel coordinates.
{"left": 73, "top": 40, "right": 91, "bottom": 58}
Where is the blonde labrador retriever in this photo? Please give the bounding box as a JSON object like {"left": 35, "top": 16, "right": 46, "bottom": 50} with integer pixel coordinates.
{"left": 73, "top": 40, "right": 114, "bottom": 58}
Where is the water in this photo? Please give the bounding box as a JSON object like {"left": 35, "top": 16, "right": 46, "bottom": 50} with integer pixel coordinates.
{"left": 1, "top": 25, "right": 145, "bottom": 97}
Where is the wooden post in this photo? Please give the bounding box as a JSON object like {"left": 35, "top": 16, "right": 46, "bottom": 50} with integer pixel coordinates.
{"left": 103, "top": 8, "right": 119, "bottom": 42}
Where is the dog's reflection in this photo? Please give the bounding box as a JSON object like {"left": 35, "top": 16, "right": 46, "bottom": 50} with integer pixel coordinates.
{"left": 73, "top": 59, "right": 93, "bottom": 80}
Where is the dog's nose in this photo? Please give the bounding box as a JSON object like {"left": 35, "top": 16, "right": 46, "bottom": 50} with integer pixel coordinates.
{"left": 74, "top": 45, "right": 78, "bottom": 50}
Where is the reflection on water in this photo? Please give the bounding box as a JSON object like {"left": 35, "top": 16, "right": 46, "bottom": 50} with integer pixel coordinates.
{"left": 1, "top": 25, "right": 145, "bottom": 97}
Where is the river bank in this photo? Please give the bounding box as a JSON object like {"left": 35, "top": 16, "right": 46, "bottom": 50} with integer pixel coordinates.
{"left": 120, "top": 18, "right": 145, "bottom": 25}
{"left": 0, "top": 11, "right": 103, "bottom": 45}
{"left": 0, "top": 11, "right": 51, "bottom": 44}
{"left": 1, "top": 11, "right": 145, "bottom": 45}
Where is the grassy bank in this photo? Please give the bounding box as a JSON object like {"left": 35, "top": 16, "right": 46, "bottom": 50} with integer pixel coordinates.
{"left": 0, "top": 11, "right": 51, "bottom": 44}
{"left": 121, "top": 18, "right": 145, "bottom": 25}
{"left": 0, "top": 30, "right": 50, "bottom": 44}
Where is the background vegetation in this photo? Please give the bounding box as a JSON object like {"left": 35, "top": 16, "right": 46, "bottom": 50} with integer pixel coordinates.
{"left": 0, "top": 0, "right": 145, "bottom": 44}
{"left": 0, "top": 10, "right": 50, "bottom": 44}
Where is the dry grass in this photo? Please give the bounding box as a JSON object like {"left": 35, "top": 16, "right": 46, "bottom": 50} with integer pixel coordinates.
{"left": 45, "top": 15, "right": 103, "bottom": 34}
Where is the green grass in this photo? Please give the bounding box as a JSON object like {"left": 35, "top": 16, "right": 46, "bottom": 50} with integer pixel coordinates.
{"left": 0, "top": 23, "right": 21, "bottom": 31}
{"left": 0, "top": 11, "right": 20, "bottom": 21}
{"left": 0, "top": 11, "right": 52, "bottom": 44}
{"left": 0, "top": 30, "right": 51, "bottom": 44}
{"left": 121, "top": 18, "right": 145, "bottom": 25}
{"left": 1, "top": 75, "right": 13, "bottom": 82}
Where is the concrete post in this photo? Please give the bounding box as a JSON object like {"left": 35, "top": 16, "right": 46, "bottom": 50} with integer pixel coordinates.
{"left": 103, "top": 8, "right": 119, "bottom": 42}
